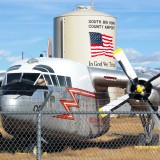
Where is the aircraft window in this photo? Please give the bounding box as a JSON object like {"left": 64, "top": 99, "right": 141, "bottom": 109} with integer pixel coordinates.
{"left": 7, "top": 73, "right": 21, "bottom": 85}
{"left": 33, "top": 65, "right": 55, "bottom": 73}
{"left": 38, "top": 65, "right": 54, "bottom": 73}
{"left": 36, "top": 75, "right": 47, "bottom": 86}
{"left": 43, "top": 91, "right": 48, "bottom": 107}
{"left": 66, "top": 77, "right": 72, "bottom": 87}
{"left": 21, "top": 73, "right": 40, "bottom": 85}
{"left": 7, "top": 65, "right": 21, "bottom": 71}
{"left": 57, "top": 75, "right": 66, "bottom": 86}
{"left": 51, "top": 75, "right": 59, "bottom": 86}
{"left": 49, "top": 96, "right": 55, "bottom": 108}
{"left": 44, "top": 92, "right": 55, "bottom": 108}
{"left": 33, "top": 67, "right": 48, "bottom": 72}
{"left": 27, "top": 58, "right": 39, "bottom": 64}
{"left": 44, "top": 74, "right": 52, "bottom": 85}
{"left": 44, "top": 91, "right": 48, "bottom": 99}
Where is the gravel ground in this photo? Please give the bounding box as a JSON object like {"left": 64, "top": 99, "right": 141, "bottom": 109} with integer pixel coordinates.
{"left": 0, "top": 116, "right": 160, "bottom": 160}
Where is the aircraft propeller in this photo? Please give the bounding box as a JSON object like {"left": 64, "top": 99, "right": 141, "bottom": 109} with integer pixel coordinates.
{"left": 98, "top": 48, "right": 160, "bottom": 121}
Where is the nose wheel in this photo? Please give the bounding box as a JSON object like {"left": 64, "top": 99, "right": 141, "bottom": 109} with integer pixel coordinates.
{"left": 138, "top": 114, "right": 159, "bottom": 146}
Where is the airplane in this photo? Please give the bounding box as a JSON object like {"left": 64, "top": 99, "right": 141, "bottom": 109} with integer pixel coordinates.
{"left": 0, "top": 48, "right": 160, "bottom": 152}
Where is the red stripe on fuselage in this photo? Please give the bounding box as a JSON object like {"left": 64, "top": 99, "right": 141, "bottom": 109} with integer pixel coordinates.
{"left": 56, "top": 88, "right": 96, "bottom": 120}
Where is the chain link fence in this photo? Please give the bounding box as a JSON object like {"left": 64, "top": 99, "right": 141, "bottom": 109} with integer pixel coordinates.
{"left": 0, "top": 87, "right": 160, "bottom": 159}
{"left": 0, "top": 111, "right": 159, "bottom": 160}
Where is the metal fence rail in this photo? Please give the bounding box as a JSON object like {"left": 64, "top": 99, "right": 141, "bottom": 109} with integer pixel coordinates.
{"left": 0, "top": 111, "right": 159, "bottom": 160}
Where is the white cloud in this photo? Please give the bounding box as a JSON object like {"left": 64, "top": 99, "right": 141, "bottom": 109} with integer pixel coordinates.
{"left": 143, "top": 51, "right": 160, "bottom": 62}
{"left": 6, "top": 56, "right": 22, "bottom": 63}
{"left": 124, "top": 48, "right": 141, "bottom": 61}
{"left": 0, "top": 49, "right": 21, "bottom": 63}
{"left": 123, "top": 48, "right": 160, "bottom": 68}
{"left": 0, "top": 50, "right": 11, "bottom": 57}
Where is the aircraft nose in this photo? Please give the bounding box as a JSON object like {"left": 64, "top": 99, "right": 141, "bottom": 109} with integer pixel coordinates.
{"left": 0, "top": 89, "right": 45, "bottom": 112}
{"left": 1, "top": 95, "right": 23, "bottom": 112}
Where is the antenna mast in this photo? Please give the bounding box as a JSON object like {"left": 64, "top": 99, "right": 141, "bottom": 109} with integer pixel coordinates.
{"left": 22, "top": 52, "right": 23, "bottom": 60}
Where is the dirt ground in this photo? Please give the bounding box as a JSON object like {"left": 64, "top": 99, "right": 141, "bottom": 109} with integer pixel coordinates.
{"left": 0, "top": 116, "right": 160, "bottom": 160}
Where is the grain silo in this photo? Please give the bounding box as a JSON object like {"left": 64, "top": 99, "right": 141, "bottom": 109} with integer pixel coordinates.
{"left": 54, "top": 5, "right": 117, "bottom": 99}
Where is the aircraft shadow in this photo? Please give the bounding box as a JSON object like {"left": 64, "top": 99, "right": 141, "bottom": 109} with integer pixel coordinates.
{"left": 0, "top": 134, "right": 139, "bottom": 153}
{"left": 44, "top": 134, "right": 139, "bottom": 153}
{"left": 69, "top": 135, "right": 138, "bottom": 150}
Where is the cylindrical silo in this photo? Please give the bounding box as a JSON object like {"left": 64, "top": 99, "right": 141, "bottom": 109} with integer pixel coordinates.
{"left": 54, "top": 5, "right": 117, "bottom": 98}
{"left": 54, "top": 5, "right": 116, "bottom": 70}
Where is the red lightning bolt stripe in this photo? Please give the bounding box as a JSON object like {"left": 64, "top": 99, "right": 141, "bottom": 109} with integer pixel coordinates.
{"left": 56, "top": 88, "right": 96, "bottom": 120}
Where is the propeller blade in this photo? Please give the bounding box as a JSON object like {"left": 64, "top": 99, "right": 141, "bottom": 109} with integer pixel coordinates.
{"left": 98, "top": 94, "right": 129, "bottom": 118}
{"left": 113, "top": 48, "right": 138, "bottom": 86}
{"left": 145, "top": 73, "right": 160, "bottom": 87}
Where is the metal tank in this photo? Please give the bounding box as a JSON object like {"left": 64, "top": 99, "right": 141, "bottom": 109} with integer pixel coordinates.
{"left": 54, "top": 5, "right": 117, "bottom": 100}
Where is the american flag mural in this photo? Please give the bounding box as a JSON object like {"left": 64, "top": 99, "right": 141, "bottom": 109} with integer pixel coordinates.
{"left": 89, "top": 32, "right": 114, "bottom": 58}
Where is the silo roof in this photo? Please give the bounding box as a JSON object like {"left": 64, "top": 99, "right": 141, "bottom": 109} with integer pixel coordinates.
{"left": 55, "top": 5, "right": 115, "bottom": 18}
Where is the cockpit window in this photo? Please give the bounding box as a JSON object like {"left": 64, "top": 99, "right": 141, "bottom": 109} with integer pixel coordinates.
{"left": 57, "top": 75, "right": 66, "bottom": 86}
{"left": 33, "top": 67, "right": 48, "bottom": 72}
{"left": 7, "top": 73, "right": 21, "bottom": 85}
{"left": 4, "top": 72, "right": 72, "bottom": 88}
{"left": 7, "top": 65, "right": 21, "bottom": 71}
{"left": 66, "top": 77, "right": 72, "bottom": 87}
{"left": 51, "top": 75, "right": 58, "bottom": 86}
{"left": 33, "top": 65, "right": 55, "bottom": 73}
{"left": 21, "top": 73, "right": 40, "bottom": 85}
{"left": 5, "top": 73, "right": 40, "bottom": 86}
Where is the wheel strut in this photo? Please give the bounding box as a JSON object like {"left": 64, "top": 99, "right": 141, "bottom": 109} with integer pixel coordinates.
{"left": 139, "top": 114, "right": 159, "bottom": 145}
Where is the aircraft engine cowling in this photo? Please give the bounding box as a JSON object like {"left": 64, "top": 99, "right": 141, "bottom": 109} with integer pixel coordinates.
{"left": 126, "top": 74, "right": 160, "bottom": 111}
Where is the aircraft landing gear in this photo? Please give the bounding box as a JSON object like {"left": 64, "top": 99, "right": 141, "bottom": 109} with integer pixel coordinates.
{"left": 138, "top": 114, "right": 159, "bottom": 146}
{"left": 28, "top": 142, "right": 44, "bottom": 156}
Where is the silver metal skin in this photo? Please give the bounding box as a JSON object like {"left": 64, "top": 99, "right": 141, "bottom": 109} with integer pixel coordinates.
{"left": 0, "top": 57, "right": 160, "bottom": 144}
{"left": 0, "top": 57, "right": 111, "bottom": 140}
{"left": 88, "top": 67, "right": 128, "bottom": 88}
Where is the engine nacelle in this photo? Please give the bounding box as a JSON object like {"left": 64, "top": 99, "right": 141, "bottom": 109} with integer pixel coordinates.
{"left": 126, "top": 73, "right": 160, "bottom": 111}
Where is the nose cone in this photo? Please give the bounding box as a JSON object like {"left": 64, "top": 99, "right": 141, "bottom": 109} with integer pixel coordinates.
{"left": 0, "top": 90, "right": 45, "bottom": 112}
{"left": 1, "top": 95, "right": 31, "bottom": 112}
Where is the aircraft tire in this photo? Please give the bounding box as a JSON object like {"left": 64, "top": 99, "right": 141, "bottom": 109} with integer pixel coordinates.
{"left": 150, "top": 133, "right": 159, "bottom": 146}
{"left": 138, "top": 133, "right": 146, "bottom": 146}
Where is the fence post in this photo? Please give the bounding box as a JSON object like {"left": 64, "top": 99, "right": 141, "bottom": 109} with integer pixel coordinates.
{"left": 37, "top": 112, "right": 42, "bottom": 160}
{"left": 36, "top": 90, "right": 53, "bottom": 160}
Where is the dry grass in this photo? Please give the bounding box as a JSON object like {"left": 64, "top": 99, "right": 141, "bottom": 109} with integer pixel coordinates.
{"left": 0, "top": 116, "right": 160, "bottom": 160}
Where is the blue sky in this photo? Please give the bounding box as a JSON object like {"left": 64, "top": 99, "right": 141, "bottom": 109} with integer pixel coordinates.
{"left": 0, "top": 0, "right": 160, "bottom": 70}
